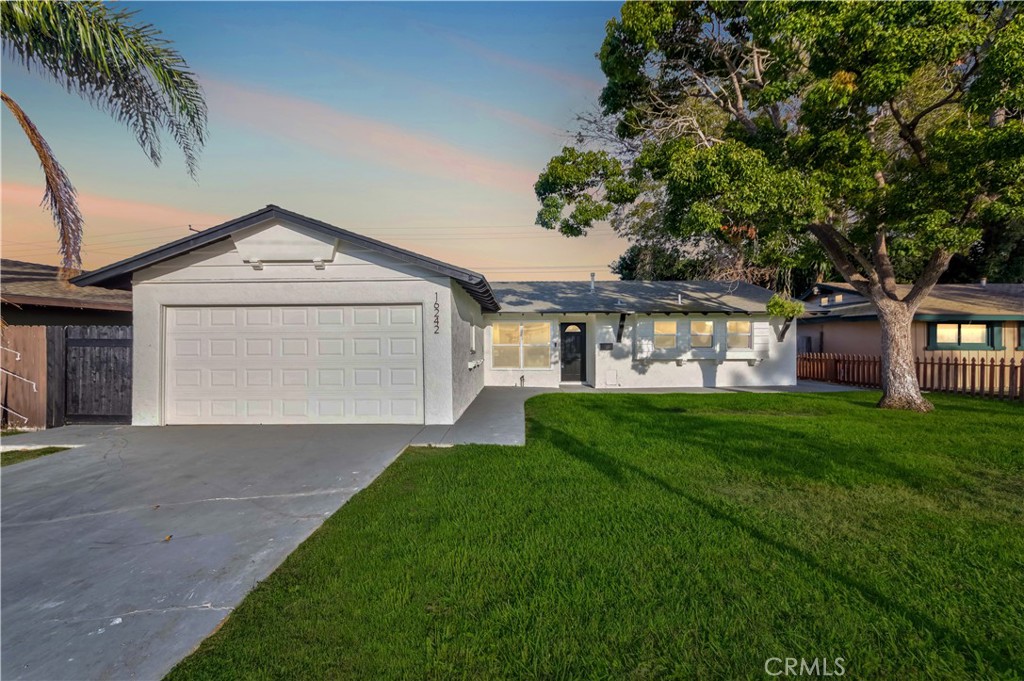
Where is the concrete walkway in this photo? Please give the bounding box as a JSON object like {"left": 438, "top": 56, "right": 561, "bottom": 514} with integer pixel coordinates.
{"left": 413, "top": 380, "right": 859, "bottom": 447}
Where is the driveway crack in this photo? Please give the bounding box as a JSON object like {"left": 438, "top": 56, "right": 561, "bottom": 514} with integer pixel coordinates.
{"left": 4, "top": 487, "right": 359, "bottom": 528}
{"left": 45, "top": 603, "right": 235, "bottom": 625}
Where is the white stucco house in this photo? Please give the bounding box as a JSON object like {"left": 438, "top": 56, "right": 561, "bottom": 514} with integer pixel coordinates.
{"left": 74, "top": 205, "right": 796, "bottom": 426}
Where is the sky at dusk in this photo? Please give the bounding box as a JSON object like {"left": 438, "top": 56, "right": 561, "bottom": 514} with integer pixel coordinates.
{"left": 1, "top": 1, "right": 630, "bottom": 280}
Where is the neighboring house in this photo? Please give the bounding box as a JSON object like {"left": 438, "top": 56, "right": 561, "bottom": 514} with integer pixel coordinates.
{"left": 1, "top": 259, "right": 133, "bottom": 428}
{"left": 74, "top": 205, "right": 795, "bottom": 426}
{"left": 1, "top": 259, "right": 132, "bottom": 325}
{"left": 798, "top": 281, "right": 1024, "bottom": 362}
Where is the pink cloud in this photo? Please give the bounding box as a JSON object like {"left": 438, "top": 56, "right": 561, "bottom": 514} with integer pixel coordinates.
{"left": 2, "top": 182, "right": 227, "bottom": 228}
{"left": 311, "top": 53, "right": 564, "bottom": 138}
{"left": 205, "top": 80, "right": 539, "bottom": 193}
{"left": 1, "top": 182, "right": 229, "bottom": 268}
{"left": 429, "top": 28, "right": 604, "bottom": 95}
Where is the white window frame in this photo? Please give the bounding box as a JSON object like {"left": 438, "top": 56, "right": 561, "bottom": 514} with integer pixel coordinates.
{"left": 691, "top": 320, "right": 715, "bottom": 349}
{"left": 726, "top": 320, "right": 753, "bottom": 349}
{"left": 470, "top": 324, "right": 477, "bottom": 354}
{"left": 653, "top": 320, "right": 678, "bottom": 350}
{"left": 490, "top": 321, "right": 551, "bottom": 370}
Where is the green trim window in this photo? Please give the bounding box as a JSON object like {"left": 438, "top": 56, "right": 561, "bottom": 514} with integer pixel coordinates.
{"left": 1019, "top": 322, "right": 1024, "bottom": 351}
{"left": 926, "top": 322, "right": 1004, "bottom": 351}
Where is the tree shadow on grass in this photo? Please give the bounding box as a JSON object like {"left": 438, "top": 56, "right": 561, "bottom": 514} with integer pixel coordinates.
{"left": 528, "top": 420, "right": 1019, "bottom": 678}
{"left": 531, "top": 394, "right": 958, "bottom": 492}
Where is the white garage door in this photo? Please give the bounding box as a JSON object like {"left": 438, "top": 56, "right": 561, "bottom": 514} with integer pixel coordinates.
{"left": 164, "top": 305, "right": 423, "bottom": 424}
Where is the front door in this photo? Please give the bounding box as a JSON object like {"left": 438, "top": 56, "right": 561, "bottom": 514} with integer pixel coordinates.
{"left": 559, "top": 323, "right": 586, "bottom": 382}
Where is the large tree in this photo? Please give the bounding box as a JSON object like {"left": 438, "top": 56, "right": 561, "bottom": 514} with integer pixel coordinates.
{"left": 1, "top": 1, "right": 207, "bottom": 272}
{"left": 535, "top": 0, "right": 1023, "bottom": 411}
{"left": 609, "top": 239, "right": 836, "bottom": 293}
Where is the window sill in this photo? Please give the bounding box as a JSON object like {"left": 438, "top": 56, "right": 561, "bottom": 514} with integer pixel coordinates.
{"left": 926, "top": 343, "right": 1003, "bottom": 351}
{"left": 491, "top": 366, "right": 555, "bottom": 371}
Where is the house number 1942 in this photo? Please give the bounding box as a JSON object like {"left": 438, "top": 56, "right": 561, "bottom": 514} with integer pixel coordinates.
{"left": 433, "top": 293, "right": 440, "bottom": 334}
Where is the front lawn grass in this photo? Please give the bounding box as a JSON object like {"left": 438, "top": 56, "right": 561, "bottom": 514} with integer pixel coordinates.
{"left": 1, "top": 446, "right": 70, "bottom": 467}
{"left": 167, "top": 392, "right": 1023, "bottom": 680}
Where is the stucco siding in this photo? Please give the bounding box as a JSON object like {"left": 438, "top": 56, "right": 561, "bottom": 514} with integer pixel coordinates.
{"left": 131, "top": 232, "right": 460, "bottom": 426}
{"left": 482, "top": 313, "right": 795, "bottom": 388}
{"left": 592, "top": 314, "right": 795, "bottom": 388}
{"left": 800, "top": 320, "right": 883, "bottom": 356}
{"left": 449, "top": 284, "right": 485, "bottom": 421}
{"left": 800, "top": 319, "right": 1024, "bottom": 362}
{"left": 135, "top": 224, "right": 445, "bottom": 286}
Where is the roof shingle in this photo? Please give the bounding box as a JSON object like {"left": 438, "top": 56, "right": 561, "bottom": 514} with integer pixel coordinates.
{"left": 490, "top": 280, "right": 776, "bottom": 314}
{"left": 1, "top": 259, "right": 132, "bottom": 311}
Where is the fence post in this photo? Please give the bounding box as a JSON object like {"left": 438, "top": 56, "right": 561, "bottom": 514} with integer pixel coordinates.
{"left": 999, "top": 358, "right": 1006, "bottom": 399}
{"left": 1012, "top": 358, "right": 1020, "bottom": 401}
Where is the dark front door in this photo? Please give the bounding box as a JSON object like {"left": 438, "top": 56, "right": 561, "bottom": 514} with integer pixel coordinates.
{"left": 559, "top": 323, "right": 586, "bottom": 382}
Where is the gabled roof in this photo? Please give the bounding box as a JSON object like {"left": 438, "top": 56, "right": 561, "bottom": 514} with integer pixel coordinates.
{"left": 71, "top": 205, "right": 500, "bottom": 311}
{"left": 490, "top": 280, "right": 776, "bottom": 314}
{"left": 1, "top": 259, "right": 132, "bottom": 312}
{"left": 802, "top": 282, "right": 1024, "bottom": 320}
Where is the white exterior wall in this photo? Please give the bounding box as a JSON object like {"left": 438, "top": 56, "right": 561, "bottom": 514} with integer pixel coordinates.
{"left": 131, "top": 221, "right": 461, "bottom": 425}
{"left": 592, "top": 314, "right": 795, "bottom": 387}
{"left": 482, "top": 313, "right": 796, "bottom": 388}
{"left": 449, "top": 284, "right": 485, "bottom": 420}
{"left": 483, "top": 314, "right": 596, "bottom": 387}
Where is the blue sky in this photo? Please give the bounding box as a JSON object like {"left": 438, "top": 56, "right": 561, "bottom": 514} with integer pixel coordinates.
{"left": 2, "top": 1, "right": 628, "bottom": 278}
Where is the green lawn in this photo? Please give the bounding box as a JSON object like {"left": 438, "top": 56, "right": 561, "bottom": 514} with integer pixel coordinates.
{"left": 167, "top": 392, "right": 1023, "bottom": 680}
{"left": 1, "top": 446, "right": 70, "bottom": 467}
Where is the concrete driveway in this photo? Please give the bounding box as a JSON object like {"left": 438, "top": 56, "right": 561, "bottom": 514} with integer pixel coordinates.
{"left": 1, "top": 424, "right": 421, "bottom": 681}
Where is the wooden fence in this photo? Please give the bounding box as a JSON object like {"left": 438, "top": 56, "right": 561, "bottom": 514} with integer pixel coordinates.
{"left": 1, "top": 325, "right": 132, "bottom": 429}
{"left": 797, "top": 353, "right": 1024, "bottom": 400}
{"left": 47, "top": 325, "right": 132, "bottom": 426}
{"left": 1, "top": 326, "right": 48, "bottom": 428}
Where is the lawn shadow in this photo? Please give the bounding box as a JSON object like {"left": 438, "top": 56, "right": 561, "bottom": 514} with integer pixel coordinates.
{"left": 538, "top": 394, "right": 957, "bottom": 492}
{"left": 529, "top": 420, "right": 1018, "bottom": 678}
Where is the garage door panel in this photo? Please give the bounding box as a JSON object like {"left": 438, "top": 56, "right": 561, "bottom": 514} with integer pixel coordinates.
{"left": 164, "top": 305, "right": 423, "bottom": 424}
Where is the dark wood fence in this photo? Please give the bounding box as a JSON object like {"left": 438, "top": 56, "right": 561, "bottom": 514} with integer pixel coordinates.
{"left": 798, "top": 353, "right": 1024, "bottom": 400}
{"left": 47, "top": 325, "right": 132, "bottom": 426}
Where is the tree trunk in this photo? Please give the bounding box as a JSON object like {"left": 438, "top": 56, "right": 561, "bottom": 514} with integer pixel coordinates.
{"left": 875, "top": 299, "right": 933, "bottom": 412}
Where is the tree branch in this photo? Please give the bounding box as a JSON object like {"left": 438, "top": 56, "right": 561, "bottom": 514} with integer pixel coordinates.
{"left": 807, "top": 223, "right": 873, "bottom": 297}
{"left": 872, "top": 230, "right": 900, "bottom": 299}
{"left": 904, "top": 248, "right": 954, "bottom": 310}
{"left": 889, "top": 100, "right": 928, "bottom": 166}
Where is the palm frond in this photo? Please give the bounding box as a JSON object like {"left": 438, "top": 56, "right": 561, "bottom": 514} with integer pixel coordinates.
{"left": 1, "top": 1, "right": 208, "bottom": 178}
{"left": 1, "top": 91, "right": 82, "bottom": 274}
